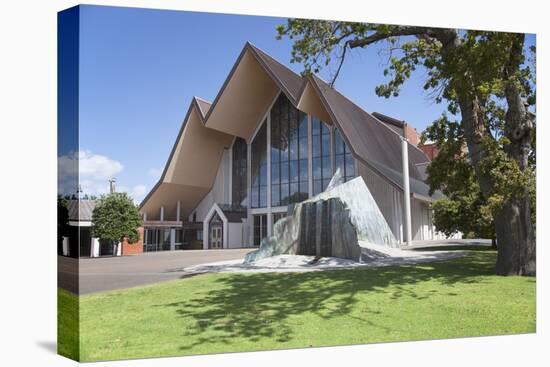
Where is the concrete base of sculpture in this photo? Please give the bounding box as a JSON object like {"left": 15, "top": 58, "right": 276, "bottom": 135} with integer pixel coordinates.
{"left": 244, "top": 172, "right": 398, "bottom": 264}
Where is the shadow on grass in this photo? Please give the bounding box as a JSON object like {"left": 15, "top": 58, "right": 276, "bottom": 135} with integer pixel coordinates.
{"left": 158, "top": 251, "right": 497, "bottom": 351}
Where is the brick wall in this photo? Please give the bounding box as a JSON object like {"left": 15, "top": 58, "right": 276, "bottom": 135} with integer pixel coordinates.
{"left": 121, "top": 227, "right": 144, "bottom": 256}
{"left": 404, "top": 123, "right": 420, "bottom": 146}
{"left": 418, "top": 143, "right": 439, "bottom": 160}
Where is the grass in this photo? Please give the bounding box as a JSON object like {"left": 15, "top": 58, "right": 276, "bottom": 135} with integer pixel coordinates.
{"left": 58, "top": 248, "right": 536, "bottom": 362}
{"left": 58, "top": 288, "right": 79, "bottom": 360}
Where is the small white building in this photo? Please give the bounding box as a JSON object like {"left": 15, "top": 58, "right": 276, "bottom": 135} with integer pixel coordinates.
{"left": 63, "top": 200, "right": 121, "bottom": 258}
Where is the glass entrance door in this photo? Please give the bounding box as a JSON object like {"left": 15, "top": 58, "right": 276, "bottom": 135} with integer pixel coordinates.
{"left": 253, "top": 214, "right": 268, "bottom": 247}
{"left": 210, "top": 225, "right": 223, "bottom": 248}
{"left": 209, "top": 213, "right": 223, "bottom": 249}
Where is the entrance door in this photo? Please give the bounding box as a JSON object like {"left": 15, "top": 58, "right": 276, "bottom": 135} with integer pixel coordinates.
{"left": 79, "top": 227, "right": 92, "bottom": 257}
{"left": 253, "top": 214, "right": 267, "bottom": 247}
{"left": 210, "top": 226, "right": 223, "bottom": 248}
{"left": 99, "top": 239, "right": 115, "bottom": 256}
{"left": 209, "top": 212, "right": 223, "bottom": 249}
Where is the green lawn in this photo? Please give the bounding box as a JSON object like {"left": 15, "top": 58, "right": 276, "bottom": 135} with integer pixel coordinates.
{"left": 58, "top": 288, "right": 79, "bottom": 360}
{"left": 59, "top": 248, "right": 536, "bottom": 362}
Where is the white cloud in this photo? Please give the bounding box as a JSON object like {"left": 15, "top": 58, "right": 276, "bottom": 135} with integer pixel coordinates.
{"left": 58, "top": 150, "right": 123, "bottom": 196}
{"left": 118, "top": 184, "right": 148, "bottom": 204}
{"left": 130, "top": 185, "right": 147, "bottom": 202}
{"left": 57, "top": 150, "right": 149, "bottom": 202}
{"left": 78, "top": 150, "right": 123, "bottom": 180}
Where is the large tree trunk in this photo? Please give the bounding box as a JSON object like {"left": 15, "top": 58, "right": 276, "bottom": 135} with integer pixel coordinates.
{"left": 497, "top": 33, "right": 536, "bottom": 275}
{"left": 496, "top": 46, "right": 536, "bottom": 275}
{"left": 494, "top": 192, "right": 535, "bottom": 275}
{"left": 454, "top": 33, "right": 535, "bottom": 276}
{"left": 459, "top": 93, "right": 535, "bottom": 276}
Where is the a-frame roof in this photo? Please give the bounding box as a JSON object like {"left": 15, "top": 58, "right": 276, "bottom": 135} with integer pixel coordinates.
{"left": 247, "top": 43, "right": 304, "bottom": 104}
{"left": 308, "top": 74, "right": 431, "bottom": 189}
{"left": 140, "top": 42, "right": 436, "bottom": 216}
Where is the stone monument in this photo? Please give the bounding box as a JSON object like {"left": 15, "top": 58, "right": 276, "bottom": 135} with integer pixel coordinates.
{"left": 244, "top": 169, "right": 398, "bottom": 263}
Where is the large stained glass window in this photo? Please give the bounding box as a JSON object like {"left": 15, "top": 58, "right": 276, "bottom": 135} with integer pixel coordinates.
{"left": 312, "top": 117, "right": 332, "bottom": 195}
{"left": 270, "top": 93, "right": 309, "bottom": 206}
{"left": 231, "top": 137, "right": 248, "bottom": 207}
{"left": 250, "top": 120, "right": 267, "bottom": 208}
{"left": 334, "top": 128, "right": 356, "bottom": 182}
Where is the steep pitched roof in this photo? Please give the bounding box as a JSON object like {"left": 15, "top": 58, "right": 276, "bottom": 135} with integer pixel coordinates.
{"left": 247, "top": 43, "right": 304, "bottom": 104}
{"left": 141, "top": 42, "right": 440, "bottom": 213}
{"left": 372, "top": 111, "right": 405, "bottom": 128}
{"left": 194, "top": 97, "right": 212, "bottom": 119}
{"left": 309, "top": 74, "right": 429, "bottom": 188}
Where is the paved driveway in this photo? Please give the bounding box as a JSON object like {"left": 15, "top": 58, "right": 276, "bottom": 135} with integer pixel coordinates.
{"left": 58, "top": 249, "right": 251, "bottom": 295}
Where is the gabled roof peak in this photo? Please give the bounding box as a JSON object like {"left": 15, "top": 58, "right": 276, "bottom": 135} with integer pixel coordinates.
{"left": 192, "top": 96, "right": 212, "bottom": 119}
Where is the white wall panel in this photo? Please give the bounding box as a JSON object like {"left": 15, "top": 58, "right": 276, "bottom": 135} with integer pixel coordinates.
{"left": 190, "top": 148, "right": 232, "bottom": 222}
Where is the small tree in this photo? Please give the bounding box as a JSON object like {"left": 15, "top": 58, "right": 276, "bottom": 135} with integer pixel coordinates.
{"left": 92, "top": 192, "right": 143, "bottom": 244}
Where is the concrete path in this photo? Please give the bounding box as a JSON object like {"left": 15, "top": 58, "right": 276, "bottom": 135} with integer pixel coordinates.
{"left": 58, "top": 239, "right": 490, "bottom": 295}
{"left": 58, "top": 249, "right": 251, "bottom": 295}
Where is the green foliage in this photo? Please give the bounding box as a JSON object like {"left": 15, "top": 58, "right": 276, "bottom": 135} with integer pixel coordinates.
{"left": 92, "top": 192, "right": 143, "bottom": 244}
{"left": 277, "top": 22, "right": 535, "bottom": 108}
{"left": 476, "top": 136, "right": 535, "bottom": 225}
{"left": 276, "top": 20, "right": 371, "bottom": 75}
{"left": 277, "top": 20, "right": 536, "bottom": 240}
{"left": 422, "top": 115, "right": 493, "bottom": 238}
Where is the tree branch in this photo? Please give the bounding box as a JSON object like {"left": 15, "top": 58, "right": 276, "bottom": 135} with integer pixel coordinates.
{"left": 348, "top": 26, "right": 458, "bottom": 49}
{"left": 330, "top": 41, "right": 350, "bottom": 87}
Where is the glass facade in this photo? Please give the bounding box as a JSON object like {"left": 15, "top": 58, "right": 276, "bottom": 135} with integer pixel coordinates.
{"left": 250, "top": 120, "right": 268, "bottom": 208}
{"left": 312, "top": 117, "right": 332, "bottom": 195}
{"left": 334, "top": 128, "right": 356, "bottom": 182}
{"left": 253, "top": 214, "right": 268, "bottom": 247}
{"left": 271, "top": 93, "right": 309, "bottom": 206}
{"left": 230, "top": 93, "right": 356, "bottom": 248}
{"left": 231, "top": 137, "right": 248, "bottom": 207}
{"left": 144, "top": 228, "right": 172, "bottom": 252}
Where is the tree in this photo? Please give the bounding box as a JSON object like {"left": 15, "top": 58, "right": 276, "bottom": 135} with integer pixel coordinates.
{"left": 277, "top": 21, "right": 536, "bottom": 275}
{"left": 92, "top": 192, "right": 143, "bottom": 244}
{"left": 422, "top": 116, "right": 494, "bottom": 243}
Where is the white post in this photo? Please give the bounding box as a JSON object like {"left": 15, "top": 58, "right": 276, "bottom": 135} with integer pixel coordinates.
{"left": 203, "top": 221, "right": 209, "bottom": 249}
{"left": 266, "top": 112, "right": 272, "bottom": 237}
{"left": 170, "top": 228, "right": 176, "bottom": 251}
{"left": 176, "top": 201, "right": 181, "bottom": 222}
{"left": 246, "top": 140, "right": 252, "bottom": 246}
{"left": 62, "top": 236, "right": 69, "bottom": 256}
{"left": 160, "top": 206, "right": 164, "bottom": 222}
{"left": 402, "top": 138, "right": 412, "bottom": 245}
{"left": 307, "top": 114, "right": 313, "bottom": 198}
{"left": 91, "top": 237, "right": 100, "bottom": 257}
{"left": 143, "top": 212, "right": 147, "bottom": 222}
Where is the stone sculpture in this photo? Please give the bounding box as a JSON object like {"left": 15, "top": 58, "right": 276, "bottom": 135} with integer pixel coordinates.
{"left": 244, "top": 169, "right": 398, "bottom": 264}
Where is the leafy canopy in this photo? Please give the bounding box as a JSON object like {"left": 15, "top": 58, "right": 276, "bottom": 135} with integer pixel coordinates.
{"left": 277, "top": 20, "right": 536, "bottom": 227}
{"left": 92, "top": 192, "right": 143, "bottom": 243}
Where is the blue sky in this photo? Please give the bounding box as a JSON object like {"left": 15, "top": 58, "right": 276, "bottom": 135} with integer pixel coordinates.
{"left": 73, "top": 5, "right": 535, "bottom": 203}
